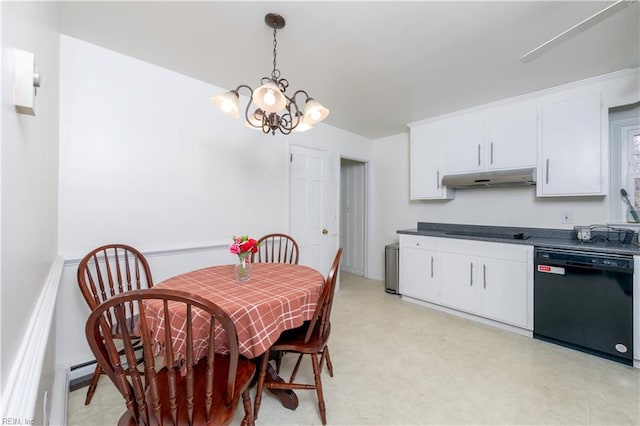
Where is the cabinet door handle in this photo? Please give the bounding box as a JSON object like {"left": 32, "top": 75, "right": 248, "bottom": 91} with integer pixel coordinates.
{"left": 477, "top": 144, "right": 481, "bottom": 166}
{"left": 469, "top": 262, "right": 473, "bottom": 286}
{"left": 545, "top": 158, "right": 550, "bottom": 184}
{"left": 436, "top": 170, "right": 440, "bottom": 189}
{"left": 430, "top": 256, "right": 434, "bottom": 278}
{"left": 483, "top": 264, "right": 487, "bottom": 289}
{"left": 490, "top": 142, "right": 494, "bottom": 165}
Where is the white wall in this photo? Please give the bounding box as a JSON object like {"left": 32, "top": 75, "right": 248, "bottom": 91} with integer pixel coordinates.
{"left": 56, "top": 36, "right": 372, "bottom": 369}
{"left": 369, "top": 70, "right": 640, "bottom": 281}
{"left": 1, "top": 0, "right": 60, "bottom": 421}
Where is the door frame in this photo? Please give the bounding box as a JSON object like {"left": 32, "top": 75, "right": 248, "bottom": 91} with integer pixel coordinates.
{"left": 287, "top": 145, "right": 372, "bottom": 280}
{"left": 339, "top": 155, "right": 371, "bottom": 279}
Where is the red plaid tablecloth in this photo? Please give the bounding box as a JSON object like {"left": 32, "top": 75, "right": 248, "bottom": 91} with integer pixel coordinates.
{"left": 144, "top": 263, "right": 324, "bottom": 361}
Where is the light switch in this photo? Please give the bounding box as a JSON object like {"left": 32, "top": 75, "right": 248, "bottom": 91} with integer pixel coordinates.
{"left": 13, "top": 49, "right": 40, "bottom": 116}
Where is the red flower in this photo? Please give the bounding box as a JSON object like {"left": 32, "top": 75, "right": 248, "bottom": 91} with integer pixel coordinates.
{"left": 230, "top": 235, "right": 260, "bottom": 259}
{"left": 239, "top": 239, "right": 258, "bottom": 253}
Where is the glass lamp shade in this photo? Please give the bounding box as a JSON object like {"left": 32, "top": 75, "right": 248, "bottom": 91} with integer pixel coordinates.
{"left": 245, "top": 109, "right": 264, "bottom": 130}
{"left": 211, "top": 92, "right": 240, "bottom": 119}
{"left": 303, "top": 99, "right": 329, "bottom": 124}
{"left": 292, "top": 113, "right": 313, "bottom": 132}
{"left": 293, "top": 121, "right": 313, "bottom": 132}
{"left": 252, "top": 81, "right": 287, "bottom": 113}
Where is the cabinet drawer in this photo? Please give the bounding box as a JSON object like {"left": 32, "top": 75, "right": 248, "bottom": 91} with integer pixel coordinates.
{"left": 399, "top": 234, "right": 439, "bottom": 250}
{"left": 439, "top": 238, "right": 530, "bottom": 262}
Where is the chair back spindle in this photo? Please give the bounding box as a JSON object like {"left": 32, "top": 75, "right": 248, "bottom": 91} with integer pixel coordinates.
{"left": 252, "top": 233, "right": 299, "bottom": 264}
{"left": 86, "top": 288, "right": 255, "bottom": 426}
{"left": 76, "top": 244, "right": 154, "bottom": 405}
{"left": 305, "top": 248, "right": 342, "bottom": 344}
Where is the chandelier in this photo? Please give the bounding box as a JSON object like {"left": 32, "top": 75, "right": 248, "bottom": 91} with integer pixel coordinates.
{"left": 211, "top": 13, "right": 329, "bottom": 135}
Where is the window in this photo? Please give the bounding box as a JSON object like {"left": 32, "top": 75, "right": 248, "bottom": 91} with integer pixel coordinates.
{"left": 611, "top": 102, "right": 640, "bottom": 224}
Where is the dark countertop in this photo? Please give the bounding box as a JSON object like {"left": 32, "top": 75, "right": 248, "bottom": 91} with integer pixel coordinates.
{"left": 397, "top": 222, "right": 640, "bottom": 256}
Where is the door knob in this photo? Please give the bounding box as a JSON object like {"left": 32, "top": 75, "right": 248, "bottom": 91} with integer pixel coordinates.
{"left": 322, "top": 229, "right": 328, "bottom": 235}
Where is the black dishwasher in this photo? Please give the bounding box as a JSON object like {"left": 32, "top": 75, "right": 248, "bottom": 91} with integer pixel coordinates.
{"left": 534, "top": 248, "right": 634, "bottom": 365}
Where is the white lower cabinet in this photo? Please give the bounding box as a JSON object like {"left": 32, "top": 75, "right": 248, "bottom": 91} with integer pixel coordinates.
{"left": 477, "top": 257, "right": 529, "bottom": 328}
{"left": 399, "top": 235, "right": 440, "bottom": 303}
{"left": 439, "top": 252, "right": 477, "bottom": 313}
{"left": 400, "top": 235, "right": 533, "bottom": 331}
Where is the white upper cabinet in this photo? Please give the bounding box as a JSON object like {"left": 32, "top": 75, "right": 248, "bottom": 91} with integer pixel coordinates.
{"left": 444, "top": 108, "right": 538, "bottom": 175}
{"left": 538, "top": 94, "right": 602, "bottom": 196}
{"left": 444, "top": 115, "right": 486, "bottom": 174}
{"left": 409, "top": 122, "right": 454, "bottom": 200}
{"left": 407, "top": 70, "right": 629, "bottom": 199}
{"left": 487, "top": 108, "right": 538, "bottom": 170}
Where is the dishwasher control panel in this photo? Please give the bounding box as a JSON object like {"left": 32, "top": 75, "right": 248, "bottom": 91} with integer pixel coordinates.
{"left": 536, "top": 249, "right": 633, "bottom": 271}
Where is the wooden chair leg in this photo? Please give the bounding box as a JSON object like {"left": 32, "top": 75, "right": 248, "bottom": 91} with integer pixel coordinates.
{"left": 253, "top": 352, "right": 270, "bottom": 421}
{"left": 322, "top": 346, "right": 334, "bottom": 378}
{"left": 84, "top": 365, "right": 103, "bottom": 405}
{"left": 241, "top": 388, "right": 254, "bottom": 426}
{"left": 289, "top": 353, "right": 304, "bottom": 383}
{"left": 310, "top": 353, "right": 327, "bottom": 425}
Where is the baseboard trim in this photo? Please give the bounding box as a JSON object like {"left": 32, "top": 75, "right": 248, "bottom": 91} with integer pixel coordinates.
{"left": 48, "top": 368, "right": 69, "bottom": 426}
{"left": 401, "top": 295, "right": 533, "bottom": 337}
{"left": 0, "top": 255, "right": 64, "bottom": 421}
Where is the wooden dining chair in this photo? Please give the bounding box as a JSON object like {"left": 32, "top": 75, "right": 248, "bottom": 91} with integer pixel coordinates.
{"left": 253, "top": 248, "right": 342, "bottom": 425}
{"left": 251, "top": 233, "right": 299, "bottom": 264}
{"left": 85, "top": 288, "right": 256, "bottom": 426}
{"left": 77, "top": 243, "right": 154, "bottom": 405}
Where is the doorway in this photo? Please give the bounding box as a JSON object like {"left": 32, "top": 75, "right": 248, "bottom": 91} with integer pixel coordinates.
{"left": 340, "top": 158, "right": 368, "bottom": 277}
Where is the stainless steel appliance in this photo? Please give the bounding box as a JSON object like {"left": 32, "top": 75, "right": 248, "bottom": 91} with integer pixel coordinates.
{"left": 385, "top": 243, "right": 399, "bottom": 294}
{"left": 534, "top": 248, "right": 634, "bottom": 365}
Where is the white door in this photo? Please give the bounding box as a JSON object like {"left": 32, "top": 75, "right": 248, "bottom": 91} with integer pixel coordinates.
{"left": 478, "top": 257, "right": 529, "bottom": 328}
{"left": 400, "top": 247, "right": 440, "bottom": 303}
{"left": 290, "top": 145, "right": 335, "bottom": 275}
{"left": 410, "top": 123, "right": 450, "bottom": 199}
{"left": 487, "top": 107, "right": 538, "bottom": 170}
{"left": 439, "top": 252, "right": 478, "bottom": 313}
{"left": 444, "top": 115, "right": 486, "bottom": 174}
{"left": 539, "top": 94, "right": 601, "bottom": 195}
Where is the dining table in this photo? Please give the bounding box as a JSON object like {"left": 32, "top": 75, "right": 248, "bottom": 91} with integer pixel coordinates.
{"left": 143, "top": 261, "right": 325, "bottom": 409}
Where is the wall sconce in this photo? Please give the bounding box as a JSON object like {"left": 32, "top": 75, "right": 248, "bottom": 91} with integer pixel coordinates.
{"left": 13, "top": 49, "right": 41, "bottom": 116}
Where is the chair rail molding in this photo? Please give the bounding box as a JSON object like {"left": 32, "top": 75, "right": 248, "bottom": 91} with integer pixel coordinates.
{"left": 62, "top": 240, "right": 230, "bottom": 265}
{"left": 1, "top": 255, "right": 64, "bottom": 421}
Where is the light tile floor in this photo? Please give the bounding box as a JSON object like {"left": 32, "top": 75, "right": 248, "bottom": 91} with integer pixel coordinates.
{"left": 68, "top": 272, "right": 640, "bottom": 425}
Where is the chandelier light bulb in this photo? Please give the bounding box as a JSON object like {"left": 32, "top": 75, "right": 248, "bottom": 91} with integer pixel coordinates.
{"left": 210, "top": 91, "right": 240, "bottom": 119}
{"left": 303, "top": 99, "right": 330, "bottom": 125}
{"left": 245, "top": 109, "right": 264, "bottom": 130}
{"left": 263, "top": 89, "right": 276, "bottom": 106}
{"left": 253, "top": 81, "right": 286, "bottom": 113}
{"left": 310, "top": 110, "right": 321, "bottom": 121}
{"left": 221, "top": 101, "right": 234, "bottom": 113}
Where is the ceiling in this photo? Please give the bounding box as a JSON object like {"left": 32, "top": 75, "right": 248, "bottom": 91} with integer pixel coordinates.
{"left": 58, "top": 1, "right": 640, "bottom": 139}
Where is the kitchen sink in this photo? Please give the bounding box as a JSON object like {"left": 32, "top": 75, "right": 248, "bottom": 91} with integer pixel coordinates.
{"left": 444, "top": 231, "right": 531, "bottom": 240}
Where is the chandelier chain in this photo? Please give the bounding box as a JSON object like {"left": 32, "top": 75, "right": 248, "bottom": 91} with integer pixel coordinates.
{"left": 271, "top": 26, "right": 279, "bottom": 81}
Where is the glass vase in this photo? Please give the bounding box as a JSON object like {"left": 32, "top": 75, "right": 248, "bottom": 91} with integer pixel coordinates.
{"left": 233, "top": 259, "right": 252, "bottom": 283}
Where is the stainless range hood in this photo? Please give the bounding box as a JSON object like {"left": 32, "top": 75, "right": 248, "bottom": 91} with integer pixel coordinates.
{"left": 441, "top": 167, "right": 536, "bottom": 189}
